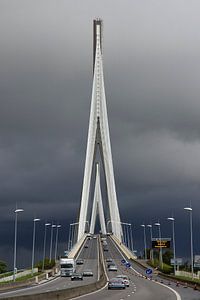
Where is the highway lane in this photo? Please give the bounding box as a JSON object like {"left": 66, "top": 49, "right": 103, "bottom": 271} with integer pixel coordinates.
{"left": 73, "top": 237, "right": 179, "bottom": 300}
{"left": 107, "top": 238, "right": 200, "bottom": 300}
{"left": 111, "top": 241, "right": 200, "bottom": 300}
{"left": 0, "top": 237, "right": 99, "bottom": 299}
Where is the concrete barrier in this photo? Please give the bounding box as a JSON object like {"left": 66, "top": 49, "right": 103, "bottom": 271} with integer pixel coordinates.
{"left": 0, "top": 269, "right": 38, "bottom": 283}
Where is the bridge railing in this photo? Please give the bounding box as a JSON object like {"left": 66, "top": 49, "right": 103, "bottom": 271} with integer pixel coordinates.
{"left": 67, "top": 233, "right": 87, "bottom": 259}
{"left": 111, "top": 235, "right": 137, "bottom": 260}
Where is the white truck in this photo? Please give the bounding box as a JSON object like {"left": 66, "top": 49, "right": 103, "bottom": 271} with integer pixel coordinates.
{"left": 60, "top": 258, "right": 76, "bottom": 277}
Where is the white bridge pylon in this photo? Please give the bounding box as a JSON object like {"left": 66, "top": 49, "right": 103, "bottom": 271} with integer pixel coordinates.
{"left": 90, "top": 163, "right": 107, "bottom": 235}
{"left": 77, "top": 19, "right": 122, "bottom": 242}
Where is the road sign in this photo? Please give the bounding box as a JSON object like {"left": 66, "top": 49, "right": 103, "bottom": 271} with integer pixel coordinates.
{"left": 126, "top": 262, "right": 131, "bottom": 268}
{"left": 121, "top": 259, "right": 126, "bottom": 264}
{"left": 194, "top": 255, "right": 200, "bottom": 264}
{"left": 152, "top": 239, "right": 170, "bottom": 249}
{"left": 145, "top": 268, "right": 153, "bottom": 275}
{"left": 170, "top": 258, "right": 183, "bottom": 266}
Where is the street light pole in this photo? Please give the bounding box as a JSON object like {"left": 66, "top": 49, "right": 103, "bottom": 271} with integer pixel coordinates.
{"left": 13, "top": 208, "right": 24, "bottom": 281}
{"left": 129, "top": 224, "right": 134, "bottom": 252}
{"left": 31, "top": 218, "right": 40, "bottom": 275}
{"left": 155, "top": 222, "right": 163, "bottom": 269}
{"left": 42, "top": 223, "right": 51, "bottom": 271}
{"left": 49, "top": 224, "right": 56, "bottom": 262}
{"left": 147, "top": 224, "right": 153, "bottom": 262}
{"left": 68, "top": 224, "right": 72, "bottom": 250}
{"left": 55, "top": 225, "right": 61, "bottom": 261}
{"left": 141, "top": 224, "right": 147, "bottom": 260}
{"left": 167, "top": 217, "right": 176, "bottom": 275}
{"left": 184, "top": 207, "right": 194, "bottom": 278}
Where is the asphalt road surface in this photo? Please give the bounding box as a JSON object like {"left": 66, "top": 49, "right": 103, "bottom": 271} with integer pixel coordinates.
{"left": 73, "top": 237, "right": 200, "bottom": 300}
{"left": 1, "top": 236, "right": 200, "bottom": 300}
{"left": 0, "top": 237, "right": 98, "bottom": 299}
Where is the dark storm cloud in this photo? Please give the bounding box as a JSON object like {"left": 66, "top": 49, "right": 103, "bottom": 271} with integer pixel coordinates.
{"left": 1, "top": 0, "right": 200, "bottom": 267}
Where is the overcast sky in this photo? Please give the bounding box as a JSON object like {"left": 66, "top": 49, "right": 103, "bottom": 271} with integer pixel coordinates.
{"left": 1, "top": 0, "right": 200, "bottom": 268}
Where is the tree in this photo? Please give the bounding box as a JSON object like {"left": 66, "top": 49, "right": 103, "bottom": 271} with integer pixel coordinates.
{"left": 0, "top": 261, "right": 7, "bottom": 273}
{"left": 35, "top": 258, "right": 55, "bottom": 271}
{"left": 162, "top": 250, "right": 173, "bottom": 265}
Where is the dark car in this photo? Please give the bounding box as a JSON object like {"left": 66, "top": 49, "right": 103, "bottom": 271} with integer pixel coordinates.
{"left": 103, "top": 246, "right": 108, "bottom": 251}
{"left": 76, "top": 259, "right": 84, "bottom": 265}
{"left": 108, "top": 278, "right": 126, "bottom": 289}
{"left": 107, "top": 262, "right": 115, "bottom": 268}
{"left": 83, "top": 270, "right": 93, "bottom": 277}
{"left": 71, "top": 273, "right": 83, "bottom": 281}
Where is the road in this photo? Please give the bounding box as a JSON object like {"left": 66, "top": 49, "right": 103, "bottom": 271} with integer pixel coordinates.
{"left": 1, "top": 236, "right": 200, "bottom": 300}
{"left": 73, "top": 237, "right": 200, "bottom": 300}
{"left": 0, "top": 237, "right": 98, "bottom": 299}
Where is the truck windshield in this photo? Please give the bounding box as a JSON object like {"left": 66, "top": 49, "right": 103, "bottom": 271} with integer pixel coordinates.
{"left": 61, "top": 264, "right": 73, "bottom": 268}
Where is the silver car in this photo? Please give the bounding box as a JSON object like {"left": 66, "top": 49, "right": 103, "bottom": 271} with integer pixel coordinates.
{"left": 108, "top": 278, "right": 126, "bottom": 289}
{"left": 116, "top": 274, "right": 130, "bottom": 287}
{"left": 108, "top": 264, "right": 118, "bottom": 271}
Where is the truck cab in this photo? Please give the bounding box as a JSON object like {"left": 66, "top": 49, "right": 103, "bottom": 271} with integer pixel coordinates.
{"left": 60, "top": 258, "right": 75, "bottom": 277}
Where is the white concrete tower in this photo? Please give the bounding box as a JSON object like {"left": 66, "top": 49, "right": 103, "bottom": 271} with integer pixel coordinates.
{"left": 90, "top": 163, "right": 107, "bottom": 235}
{"left": 77, "top": 19, "right": 122, "bottom": 242}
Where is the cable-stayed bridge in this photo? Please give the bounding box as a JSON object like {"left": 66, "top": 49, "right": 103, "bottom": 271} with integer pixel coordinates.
{"left": 0, "top": 19, "right": 199, "bottom": 300}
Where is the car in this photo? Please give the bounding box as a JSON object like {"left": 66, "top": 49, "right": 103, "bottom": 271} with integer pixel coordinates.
{"left": 84, "top": 244, "right": 89, "bottom": 248}
{"left": 107, "top": 262, "right": 115, "bottom": 268}
{"left": 71, "top": 273, "right": 83, "bottom": 281}
{"left": 93, "top": 235, "right": 97, "bottom": 239}
{"left": 83, "top": 270, "right": 94, "bottom": 277}
{"left": 116, "top": 275, "right": 130, "bottom": 287}
{"left": 106, "top": 258, "right": 113, "bottom": 263}
{"left": 103, "top": 245, "right": 108, "bottom": 251}
{"left": 108, "top": 278, "right": 126, "bottom": 289}
{"left": 76, "top": 258, "right": 84, "bottom": 265}
{"left": 108, "top": 264, "right": 118, "bottom": 271}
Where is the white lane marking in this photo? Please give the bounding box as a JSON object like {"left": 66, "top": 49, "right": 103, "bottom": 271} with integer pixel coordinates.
{"left": 156, "top": 281, "right": 181, "bottom": 300}
{"left": 109, "top": 237, "right": 181, "bottom": 300}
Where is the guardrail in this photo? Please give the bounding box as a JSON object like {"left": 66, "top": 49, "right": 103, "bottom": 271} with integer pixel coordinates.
{"left": 67, "top": 234, "right": 87, "bottom": 259}
{"left": 110, "top": 235, "right": 137, "bottom": 260}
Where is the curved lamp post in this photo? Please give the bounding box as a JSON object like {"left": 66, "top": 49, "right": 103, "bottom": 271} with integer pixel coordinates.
{"left": 147, "top": 224, "right": 153, "bottom": 263}
{"left": 55, "top": 225, "right": 61, "bottom": 261}
{"left": 13, "top": 208, "right": 24, "bottom": 281}
{"left": 42, "top": 222, "right": 51, "bottom": 271}
{"left": 49, "top": 224, "right": 56, "bottom": 262}
{"left": 31, "top": 218, "right": 40, "bottom": 275}
{"left": 167, "top": 217, "right": 176, "bottom": 275}
{"left": 155, "top": 222, "right": 163, "bottom": 269}
{"left": 141, "top": 224, "right": 147, "bottom": 260}
{"left": 184, "top": 207, "right": 194, "bottom": 278}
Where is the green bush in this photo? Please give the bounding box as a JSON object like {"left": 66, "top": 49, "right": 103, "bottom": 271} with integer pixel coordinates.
{"left": 0, "top": 261, "right": 7, "bottom": 274}
{"left": 35, "top": 258, "right": 55, "bottom": 271}
{"left": 147, "top": 259, "right": 173, "bottom": 274}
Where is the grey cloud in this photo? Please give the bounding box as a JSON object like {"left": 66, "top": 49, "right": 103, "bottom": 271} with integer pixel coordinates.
{"left": 1, "top": 0, "right": 200, "bottom": 266}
